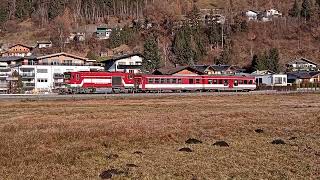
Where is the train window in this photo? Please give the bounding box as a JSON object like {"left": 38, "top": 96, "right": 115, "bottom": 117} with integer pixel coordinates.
{"left": 224, "top": 80, "right": 229, "bottom": 86}
{"left": 172, "top": 79, "right": 177, "bottom": 84}
{"left": 128, "top": 75, "right": 133, "bottom": 79}
{"left": 166, "top": 79, "right": 171, "bottom": 84}
{"left": 189, "top": 79, "right": 194, "bottom": 84}
{"left": 213, "top": 79, "right": 217, "bottom": 84}
{"left": 148, "top": 78, "right": 154, "bottom": 84}
{"left": 178, "top": 79, "right": 182, "bottom": 84}
{"left": 196, "top": 79, "right": 200, "bottom": 84}
{"left": 244, "top": 80, "right": 248, "bottom": 84}
{"left": 155, "top": 79, "right": 160, "bottom": 84}
{"left": 234, "top": 80, "right": 239, "bottom": 86}
{"left": 76, "top": 74, "right": 80, "bottom": 81}
{"left": 249, "top": 80, "right": 253, "bottom": 84}
{"left": 219, "top": 80, "right": 223, "bottom": 84}
{"left": 208, "top": 80, "right": 213, "bottom": 84}
{"left": 160, "top": 79, "right": 165, "bottom": 84}
{"left": 239, "top": 80, "right": 243, "bottom": 84}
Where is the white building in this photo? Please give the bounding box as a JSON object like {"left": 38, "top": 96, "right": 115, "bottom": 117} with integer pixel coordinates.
{"left": 286, "top": 57, "right": 318, "bottom": 72}
{"left": 252, "top": 70, "right": 287, "bottom": 86}
{"left": 0, "top": 52, "right": 103, "bottom": 93}
{"left": 15, "top": 65, "right": 103, "bottom": 92}
{"left": 266, "top": 9, "right": 282, "bottom": 17}
{"left": 0, "top": 62, "right": 11, "bottom": 94}
{"left": 102, "top": 54, "right": 143, "bottom": 74}
{"left": 37, "top": 41, "right": 53, "bottom": 49}
{"left": 245, "top": 10, "right": 259, "bottom": 21}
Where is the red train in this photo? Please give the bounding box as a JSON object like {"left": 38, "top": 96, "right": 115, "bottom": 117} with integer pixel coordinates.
{"left": 61, "top": 71, "right": 256, "bottom": 94}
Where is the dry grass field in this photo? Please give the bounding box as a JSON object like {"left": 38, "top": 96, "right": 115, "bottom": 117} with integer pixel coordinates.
{"left": 0, "top": 94, "right": 319, "bottom": 179}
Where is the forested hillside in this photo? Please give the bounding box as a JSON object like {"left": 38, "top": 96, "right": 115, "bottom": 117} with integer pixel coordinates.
{"left": 1, "top": 0, "right": 320, "bottom": 69}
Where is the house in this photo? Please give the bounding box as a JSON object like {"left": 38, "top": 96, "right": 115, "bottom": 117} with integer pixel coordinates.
{"left": 193, "top": 65, "right": 216, "bottom": 75}
{"left": 66, "top": 32, "right": 86, "bottom": 43}
{"left": 1, "top": 44, "right": 33, "bottom": 57}
{"left": 0, "top": 52, "right": 103, "bottom": 93}
{"left": 266, "top": 9, "right": 282, "bottom": 17}
{"left": 286, "top": 58, "right": 318, "bottom": 72}
{"left": 102, "top": 53, "right": 143, "bottom": 74}
{"left": 211, "top": 65, "right": 242, "bottom": 75}
{"left": 36, "top": 41, "right": 53, "bottom": 49}
{"left": 153, "top": 66, "right": 204, "bottom": 76}
{"left": 252, "top": 70, "right": 287, "bottom": 86}
{"left": 245, "top": 10, "right": 259, "bottom": 21}
{"left": 0, "top": 62, "right": 11, "bottom": 94}
{"left": 287, "top": 71, "right": 320, "bottom": 84}
{"left": 96, "top": 26, "right": 113, "bottom": 40}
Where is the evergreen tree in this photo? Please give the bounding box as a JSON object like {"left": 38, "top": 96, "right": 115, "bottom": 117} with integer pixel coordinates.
{"left": 142, "top": 35, "right": 161, "bottom": 73}
{"left": 109, "top": 28, "right": 122, "bottom": 48}
{"left": 268, "top": 48, "right": 280, "bottom": 73}
{"left": 251, "top": 54, "right": 259, "bottom": 71}
{"left": 172, "top": 25, "right": 195, "bottom": 65}
{"left": 301, "top": 0, "right": 312, "bottom": 21}
{"left": 289, "top": 0, "right": 300, "bottom": 17}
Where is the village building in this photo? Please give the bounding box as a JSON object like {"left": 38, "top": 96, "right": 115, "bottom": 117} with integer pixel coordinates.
{"left": 251, "top": 70, "right": 287, "bottom": 87}
{"left": 153, "top": 66, "right": 204, "bottom": 76}
{"left": 1, "top": 44, "right": 33, "bottom": 57}
{"left": 0, "top": 52, "right": 103, "bottom": 93}
{"left": 286, "top": 58, "right": 318, "bottom": 72}
{"left": 245, "top": 10, "right": 259, "bottom": 21}
{"left": 36, "top": 41, "right": 53, "bottom": 49}
{"left": 96, "top": 26, "right": 113, "bottom": 40}
{"left": 0, "top": 62, "right": 11, "bottom": 94}
{"left": 102, "top": 53, "right": 143, "bottom": 74}
{"left": 287, "top": 71, "right": 320, "bottom": 84}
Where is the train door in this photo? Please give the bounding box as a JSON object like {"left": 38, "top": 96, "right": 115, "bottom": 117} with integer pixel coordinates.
{"left": 112, "top": 76, "right": 123, "bottom": 88}
{"left": 228, "top": 79, "right": 234, "bottom": 89}
{"left": 134, "top": 77, "right": 143, "bottom": 90}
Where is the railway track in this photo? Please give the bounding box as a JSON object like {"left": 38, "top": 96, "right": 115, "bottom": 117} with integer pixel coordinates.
{"left": 0, "top": 90, "right": 319, "bottom": 101}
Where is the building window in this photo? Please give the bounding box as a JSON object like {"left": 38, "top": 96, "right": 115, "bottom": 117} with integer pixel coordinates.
{"left": 37, "top": 79, "right": 48, "bottom": 83}
{"left": 148, "top": 78, "right": 154, "bottom": 84}
{"left": 234, "top": 80, "right": 238, "bottom": 86}
{"left": 196, "top": 79, "right": 200, "bottom": 84}
{"left": 154, "top": 78, "right": 160, "bottom": 84}
{"left": 224, "top": 80, "right": 229, "bottom": 86}
{"left": 37, "top": 69, "right": 48, "bottom": 73}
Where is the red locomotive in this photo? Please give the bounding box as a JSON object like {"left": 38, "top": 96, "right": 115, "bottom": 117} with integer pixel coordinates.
{"left": 61, "top": 71, "right": 256, "bottom": 94}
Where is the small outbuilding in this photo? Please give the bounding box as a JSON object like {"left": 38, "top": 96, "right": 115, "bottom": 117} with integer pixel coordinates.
{"left": 252, "top": 70, "right": 287, "bottom": 86}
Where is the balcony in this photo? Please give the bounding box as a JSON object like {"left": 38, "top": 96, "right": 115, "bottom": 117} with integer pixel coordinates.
{"left": 54, "top": 82, "right": 64, "bottom": 87}
{"left": 117, "top": 65, "right": 142, "bottom": 70}
{"left": 53, "top": 73, "right": 64, "bottom": 79}
{"left": 24, "top": 83, "right": 35, "bottom": 87}
{"left": 0, "top": 84, "right": 8, "bottom": 88}
{"left": 21, "top": 73, "right": 35, "bottom": 78}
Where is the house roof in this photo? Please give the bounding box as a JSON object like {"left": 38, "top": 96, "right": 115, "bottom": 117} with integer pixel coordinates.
{"left": 100, "top": 53, "right": 143, "bottom": 63}
{"left": 153, "top": 66, "right": 204, "bottom": 75}
{"left": 251, "top": 70, "right": 275, "bottom": 75}
{"left": 287, "top": 72, "right": 312, "bottom": 79}
{"left": 287, "top": 57, "right": 318, "bottom": 66}
{"left": 37, "top": 41, "right": 52, "bottom": 44}
{"left": 36, "top": 52, "right": 88, "bottom": 61}
{"left": 192, "top": 65, "right": 213, "bottom": 73}
{"left": 8, "top": 43, "right": 33, "bottom": 50}
{"left": 0, "top": 56, "right": 24, "bottom": 62}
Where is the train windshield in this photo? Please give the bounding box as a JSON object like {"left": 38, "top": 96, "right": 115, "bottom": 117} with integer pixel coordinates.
{"left": 64, "top": 73, "right": 71, "bottom": 80}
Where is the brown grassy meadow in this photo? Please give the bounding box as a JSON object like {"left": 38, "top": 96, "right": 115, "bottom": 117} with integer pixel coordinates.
{"left": 0, "top": 94, "right": 319, "bottom": 179}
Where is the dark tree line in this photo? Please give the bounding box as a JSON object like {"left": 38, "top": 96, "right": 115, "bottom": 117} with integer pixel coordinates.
{"left": 0, "top": 0, "right": 163, "bottom": 26}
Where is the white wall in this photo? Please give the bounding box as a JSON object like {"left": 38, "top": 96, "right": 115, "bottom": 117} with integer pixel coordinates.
{"left": 109, "top": 55, "right": 143, "bottom": 74}
{"left": 17, "top": 65, "right": 104, "bottom": 92}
